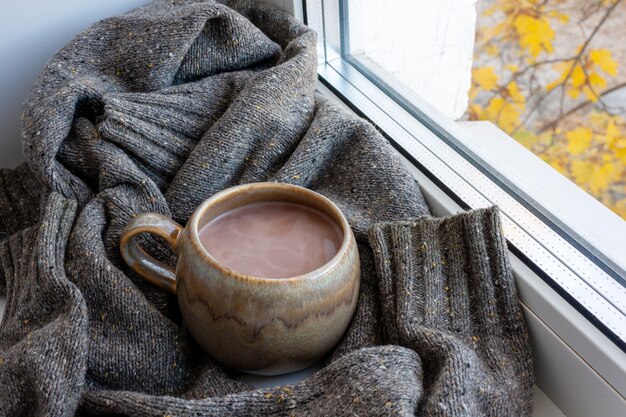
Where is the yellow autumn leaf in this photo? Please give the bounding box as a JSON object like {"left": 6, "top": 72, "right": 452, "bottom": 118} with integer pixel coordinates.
{"left": 546, "top": 61, "right": 574, "bottom": 91}
{"left": 547, "top": 10, "right": 570, "bottom": 23}
{"left": 513, "top": 14, "right": 555, "bottom": 57}
{"left": 506, "top": 64, "right": 519, "bottom": 73}
{"left": 588, "top": 72, "right": 607, "bottom": 90}
{"left": 473, "top": 67, "right": 499, "bottom": 90}
{"left": 581, "top": 85, "right": 598, "bottom": 102}
{"left": 571, "top": 64, "right": 586, "bottom": 88}
{"left": 588, "top": 163, "right": 619, "bottom": 194}
{"left": 572, "top": 157, "right": 620, "bottom": 195}
{"left": 571, "top": 159, "right": 593, "bottom": 185}
{"left": 468, "top": 103, "right": 484, "bottom": 120}
{"left": 485, "top": 44, "right": 500, "bottom": 56}
{"left": 613, "top": 144, "right": 626, "bottom": 165}
{"left": 565, "top": 127, "right": 593, "bottom": 155}
{"left": 485, "top": 97, "right": 505, "bottom": 120}
{"left": 606, "top": 121, "right": 626, "bottom": 163}
{"left": 589, "top": 49, "right": 618, "bottom": 76}
{"left": 485, "top": 97, "right": 520, "bottom": 133}
{"left": 606, "top": 120, "right": 620, "bottom": 143}
{"left": 507, "top": 81, "right": 525, "bottom": 105}
{"left": 567, "top": 88, "right": 581, "bottom": 99}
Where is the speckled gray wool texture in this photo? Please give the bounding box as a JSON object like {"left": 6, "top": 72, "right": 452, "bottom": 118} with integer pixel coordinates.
{"left": 0, "top": 0, "right": 533, "bottom": 416}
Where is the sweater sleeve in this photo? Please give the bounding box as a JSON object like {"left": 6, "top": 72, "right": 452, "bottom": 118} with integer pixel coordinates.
{"left": 368, "top": 206, "right": 533, "bottom": 417}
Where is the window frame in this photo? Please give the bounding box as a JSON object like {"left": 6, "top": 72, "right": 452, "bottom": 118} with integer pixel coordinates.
{"left": 303, "top": 0, "right": 626, "bottom": 414}
{"left": 324, "top": 0, "right": 626, "bottom": 281}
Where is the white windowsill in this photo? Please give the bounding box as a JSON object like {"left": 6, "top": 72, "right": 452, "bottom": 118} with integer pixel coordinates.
{"left": 457, "top": 120, "right": 626, "bottom": 275}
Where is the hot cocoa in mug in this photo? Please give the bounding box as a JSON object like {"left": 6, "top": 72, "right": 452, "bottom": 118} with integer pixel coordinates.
{"left": 120, "top": 182, "right": 360, "bottom": 375}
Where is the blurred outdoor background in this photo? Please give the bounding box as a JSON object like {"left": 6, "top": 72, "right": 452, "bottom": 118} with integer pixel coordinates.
{"left": 467, "top": 0, "right": 626, "bottom": 218}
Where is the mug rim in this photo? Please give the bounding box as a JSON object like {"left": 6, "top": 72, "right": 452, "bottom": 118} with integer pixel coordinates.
{"left": 186, "top": 182, "right": 353, "bottom": 284}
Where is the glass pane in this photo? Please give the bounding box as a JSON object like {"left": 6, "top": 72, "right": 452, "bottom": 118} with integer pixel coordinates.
{"left": 346, "top": 0, "right": 477, "bottom": 119}
{"left": 468, "top": 0, "right": 626, "bottom": 219}
{"left": 346, "top": 0, "right": 626, "bottom": 221}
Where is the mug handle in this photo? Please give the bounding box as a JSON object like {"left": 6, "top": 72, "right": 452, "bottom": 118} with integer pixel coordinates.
{"left": 120, "top": 213, "right": 183, "bottom": 294}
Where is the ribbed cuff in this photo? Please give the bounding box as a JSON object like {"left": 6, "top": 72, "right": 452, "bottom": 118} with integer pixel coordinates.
{"left": 368, "top": 206, "right": 526, "bottom": 341}
{"left": 367, "top": 206, "right": 533, "bottom": 416}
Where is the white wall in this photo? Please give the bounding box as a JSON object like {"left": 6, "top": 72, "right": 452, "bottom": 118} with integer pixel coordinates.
{"left": 348, "top": 0, "right": 477, "bottom": 119}
{"left": 0, "top": 0, "right": 151, "bottom": 168}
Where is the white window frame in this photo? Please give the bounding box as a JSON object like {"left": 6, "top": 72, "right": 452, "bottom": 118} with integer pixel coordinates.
{"left": 298, "top": 0, "right": 626, "bottom": 416}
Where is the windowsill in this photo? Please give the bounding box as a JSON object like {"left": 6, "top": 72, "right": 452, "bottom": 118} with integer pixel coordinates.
{"left": 457, "top": 120, "right": 626, "bottom": 275}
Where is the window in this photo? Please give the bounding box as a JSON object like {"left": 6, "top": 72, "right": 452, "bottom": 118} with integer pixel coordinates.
{"left": 304, "top": 0, "right": 625, "bottom": 413}
{"left": 335, "top": 1, "right": 626, "bottom": 221}
{"left": 468, "top": 1, "right": 626, "bottom": 220}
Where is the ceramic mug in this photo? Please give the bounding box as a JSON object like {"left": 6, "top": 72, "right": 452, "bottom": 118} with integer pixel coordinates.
{"left": 120, "top": 182, "right": 360, "bottom": 375}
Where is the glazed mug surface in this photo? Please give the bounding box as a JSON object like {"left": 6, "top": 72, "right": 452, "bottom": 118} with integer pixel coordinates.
{"left": 120, "top": 182, "right": 360, "bottom": 375}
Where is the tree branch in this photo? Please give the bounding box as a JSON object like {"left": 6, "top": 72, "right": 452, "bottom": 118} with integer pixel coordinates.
{"left": 538, "top": 81, "right": 626, "bottom": 133}
{"left": 554, "top": 0, "right": 622, "bottom": 94}
{"left": 480, "top": 57, "right": 575, "bottom": 104}
{"left": 580, "top": 65, "right": 609, "bottom": 111}
{"left": 511, "top": 0, "right": 622, "bottom": 134}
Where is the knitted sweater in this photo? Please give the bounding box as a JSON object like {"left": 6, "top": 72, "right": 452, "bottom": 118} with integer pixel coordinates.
{"left": 0, "top": 1, "right": 533, "bottom": 416}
